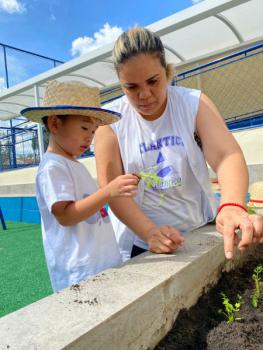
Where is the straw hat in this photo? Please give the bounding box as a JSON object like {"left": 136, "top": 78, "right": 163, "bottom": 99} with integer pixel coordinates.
{"left": 249, "top": 181, "right": 263, "bottom": 208}
{"left": 20, "top": 80, "right": 121, "bottom": 125}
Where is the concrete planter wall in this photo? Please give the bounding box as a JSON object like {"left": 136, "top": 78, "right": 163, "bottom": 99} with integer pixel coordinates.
{"left": 0, "top": 225, "right": 250, "bottom": 350}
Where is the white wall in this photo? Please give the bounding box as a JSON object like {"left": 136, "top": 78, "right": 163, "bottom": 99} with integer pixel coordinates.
{"left": 233, "top": 127, "right": 263, "bottom": 165}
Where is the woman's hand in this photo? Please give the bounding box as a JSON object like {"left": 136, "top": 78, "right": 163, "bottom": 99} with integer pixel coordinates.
{"left": 146, "top": 225, "right": 185, "bottom": 253}
{"left": 216, "top": 207, "right": 263, "bottom": 259}
{"left": 107, "top": 174, "right": 139, "bottom": 198}
{"left": 247, "top": 214, "right": 263, "bottom": 243}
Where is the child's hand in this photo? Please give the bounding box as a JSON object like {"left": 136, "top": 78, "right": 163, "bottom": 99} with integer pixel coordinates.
{"left": 147, "top": 225, "right": 185, "bottom": 253}
{"left": 107, "top": 174, "right": 139, "bottom": 198}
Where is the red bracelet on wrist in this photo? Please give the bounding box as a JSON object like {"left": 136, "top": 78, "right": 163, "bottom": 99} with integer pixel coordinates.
{"left": 217, "top": 203, "right": 248, "bottom": 214}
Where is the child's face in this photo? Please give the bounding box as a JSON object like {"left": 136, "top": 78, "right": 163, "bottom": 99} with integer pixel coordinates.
{"left": 50, "top": 115, "right": 101, "bottom": 159}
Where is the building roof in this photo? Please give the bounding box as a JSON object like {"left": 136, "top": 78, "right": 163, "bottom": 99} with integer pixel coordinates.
{"left": 0, "top": 0, "right": 262, "bottom": 121}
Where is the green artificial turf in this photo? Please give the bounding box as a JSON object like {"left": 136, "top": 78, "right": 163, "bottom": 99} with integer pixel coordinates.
{"left": 0, "top": 222, "right": 53, "bottom": 318}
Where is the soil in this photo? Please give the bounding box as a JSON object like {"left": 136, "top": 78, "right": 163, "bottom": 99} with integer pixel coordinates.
{"left": 155, "top": 244, "right": 263, "bottom": 350}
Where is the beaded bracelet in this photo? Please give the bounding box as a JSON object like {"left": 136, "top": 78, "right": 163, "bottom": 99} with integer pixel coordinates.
{"left": 217, "top": 202, "right": 247, "bottom": 215}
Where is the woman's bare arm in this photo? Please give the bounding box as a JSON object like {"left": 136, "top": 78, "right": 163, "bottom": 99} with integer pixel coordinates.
{"left": 196, "top": 93, "right": 256, "bottom": 258}
{"left": 196, "top": 93, "right": 248, "bottom": 206}
{"left": 95, "top": 125, "right": 156, "bottom": 237}
{"left": 95, "top": 125, "right": 184, "bottom": 252}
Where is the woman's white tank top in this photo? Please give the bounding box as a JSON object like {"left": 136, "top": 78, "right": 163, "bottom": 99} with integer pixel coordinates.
{"left": 105, "top": 86, "right": 216, "bottom": 258}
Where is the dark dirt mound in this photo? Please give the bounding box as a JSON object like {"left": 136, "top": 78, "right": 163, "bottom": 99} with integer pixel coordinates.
{"left": 155, "top": 244, "right": 263, "bottom": 350}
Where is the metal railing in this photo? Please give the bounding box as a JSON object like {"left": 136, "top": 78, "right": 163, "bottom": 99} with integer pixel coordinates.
{"left": 0, "top": 43, "right": 64, "bottom": 89}
{"left": 0, "top": 43, "right": 64, "bottom": 170}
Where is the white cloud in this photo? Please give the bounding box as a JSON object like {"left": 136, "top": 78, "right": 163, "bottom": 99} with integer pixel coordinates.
{"left": 0, "top": 0, "right": 26, "bottom": 13}
{"left": 0, "top": 77, "right": 6, "bottom": 91}
{"left": 71, "top": 23, "right": 123, "bottom": 57}
{"left": 49, "top": 5, "right": 56, "bottom": 21}
{"left": 191, "top": 0, "right": 204, "bottom": 4}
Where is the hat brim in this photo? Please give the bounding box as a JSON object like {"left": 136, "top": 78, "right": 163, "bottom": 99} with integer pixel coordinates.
{"left": 20, "top": 106, "right": 121, "bottom": 125}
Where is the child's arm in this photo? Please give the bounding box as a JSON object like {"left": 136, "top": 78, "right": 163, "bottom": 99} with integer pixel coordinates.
{"left": 51, "top": 174, "right": 139, "bottom": 226}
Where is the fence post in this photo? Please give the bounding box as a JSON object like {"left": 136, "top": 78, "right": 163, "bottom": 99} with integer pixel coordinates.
{"left": 34, "top": 85, "right": 45, "bottom": 160}
{"left": 0, "top": 144, "right": 2, "bottom": 171}
{"left": 10, "top": 120, "right": 17, "bottom": 168}
{"left": 0, "top": 207, "right": 7, "bottom": 230}
{"left": 3, "top": 44, "right": 10, "bottom": 89}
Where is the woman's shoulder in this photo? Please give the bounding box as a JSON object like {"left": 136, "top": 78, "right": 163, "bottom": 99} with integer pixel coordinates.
{"left": 168, "top": 85, "right": 201, "bottom": 100}
{"left": 167, "top": 86, "right": 201, "bottom": 127}
{"left": 104, "top": 95, "right": 133, "bottom": 132}
{"left": 103, "top": 94, "right": 130, "bottom": 113}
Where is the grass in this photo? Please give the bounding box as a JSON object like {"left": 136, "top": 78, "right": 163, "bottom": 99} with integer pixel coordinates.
{"left": 0, "top": 221, "right": 53, "bottom": 318}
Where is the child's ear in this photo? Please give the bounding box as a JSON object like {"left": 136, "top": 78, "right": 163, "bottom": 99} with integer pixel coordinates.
{"left": 48, "top": 115, "right": 60, "bottom": 133}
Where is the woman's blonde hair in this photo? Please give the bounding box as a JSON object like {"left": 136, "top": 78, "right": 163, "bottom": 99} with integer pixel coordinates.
{"left": 112, "top": 27, "right": 175, "bottom": 83}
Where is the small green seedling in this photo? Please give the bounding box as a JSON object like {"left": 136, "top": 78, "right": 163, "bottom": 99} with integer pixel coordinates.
{"left": 247, "top": 204, "right": 256, "bottom": 214}
{"left": 218, "top": 292, "right": 242, "bottom": 324}
{"left": 158, "top": 191, "right": 166, "bottom": 206}
{"left": 138, "top": 167, "right": 166, "bottom": 205}
{"left": 251, "top": 264, "right": 263, "bottom": 308}
{"left": 139, "top": 167, "right": 161, "bottom": 190}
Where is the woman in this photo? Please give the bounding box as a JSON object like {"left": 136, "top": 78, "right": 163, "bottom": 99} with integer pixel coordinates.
{"left": 95, "top": 27, "right": 263, "bottom": 261}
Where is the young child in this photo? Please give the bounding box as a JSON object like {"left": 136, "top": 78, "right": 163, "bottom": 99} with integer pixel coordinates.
{"left": 20, "top": 80, "right": 139, "bottom": 292}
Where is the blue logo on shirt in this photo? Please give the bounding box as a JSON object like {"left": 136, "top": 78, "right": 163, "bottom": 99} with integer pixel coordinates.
{"left": 141, "top": 151, "right": 182, "bottom": 192}
{"left": 139, "top": 135, "right": 183, "bottom": 154}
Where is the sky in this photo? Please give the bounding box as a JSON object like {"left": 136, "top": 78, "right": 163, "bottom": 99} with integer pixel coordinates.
{"left": 0, "top": 0, "right": 204, "bottom": 90}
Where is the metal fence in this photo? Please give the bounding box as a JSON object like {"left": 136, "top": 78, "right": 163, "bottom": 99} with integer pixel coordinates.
{"left": 0, "top": 43, "right": 63, "bottom": 89}
{"left": 0, "top": 43, "right": 63, "bottom": 171}
{"left": 0, "top": 43, "right": 262, "bottom": 171}
{"left": 175, "top": 43, "right": 263, "bottom": 121}
{"left": 0, "top": 119, "right": 94, "bottom": 171}
{"left": 0, "top": 119, "right": 40, "bottom": 171}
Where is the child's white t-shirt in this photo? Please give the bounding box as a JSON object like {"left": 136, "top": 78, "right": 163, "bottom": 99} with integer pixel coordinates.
{"left": 36, "top": 152, "right": 121, "bottom": 292}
